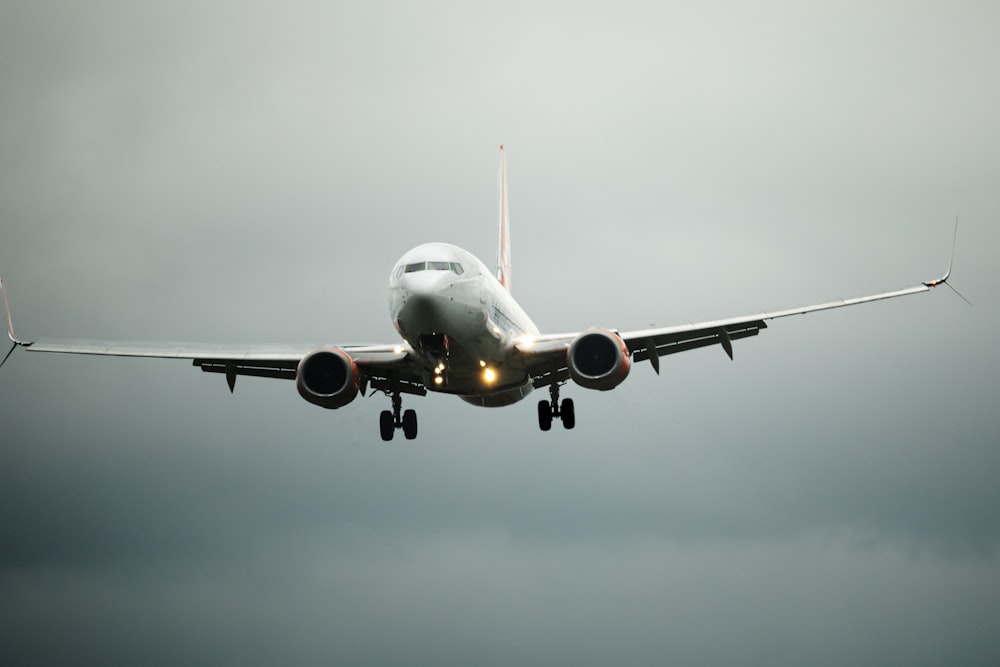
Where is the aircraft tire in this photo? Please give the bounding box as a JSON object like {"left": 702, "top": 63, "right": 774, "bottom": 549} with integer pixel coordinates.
{"left": 537, "top": 400, "right": 552, "bottom": 431}
{"left": 402, "top": 409, "right": 418, "bottom": 440}
{"left": 561, "top": 398, "right": 575, "bottom": 430}
{"left": 380, "top": 410, "right": 394, "bottom": 441}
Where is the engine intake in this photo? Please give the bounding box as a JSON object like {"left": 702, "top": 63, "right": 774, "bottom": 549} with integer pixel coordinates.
{"left": 296, "top": 348, "right": 360, "bottom": 409}
{"left": 567, "top": 329, "right": 632, "bottom": 391}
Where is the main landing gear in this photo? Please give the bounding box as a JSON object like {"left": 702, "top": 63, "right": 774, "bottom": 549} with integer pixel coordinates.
{"left": 537, "top": 382, "right": 575, "bottom": 431}
{"left": 380, "top": 392, "right": 417, "bottom": 441}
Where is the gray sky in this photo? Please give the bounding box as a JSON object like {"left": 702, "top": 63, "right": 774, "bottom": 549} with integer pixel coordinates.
{"left": 1, "top": 1, "right": 998, "bottom": 665}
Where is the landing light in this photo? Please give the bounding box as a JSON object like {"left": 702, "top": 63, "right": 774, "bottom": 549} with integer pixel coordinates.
{"left": 434, "top": 375, "right": 444, "bottom": 385}
{"left": 483, "top": 367, "right": 497, "bottom": 384}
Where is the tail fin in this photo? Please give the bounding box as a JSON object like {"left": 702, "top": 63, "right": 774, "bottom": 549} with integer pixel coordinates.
{"left": 496, "top": 145, "right": 512, "bottom": 293}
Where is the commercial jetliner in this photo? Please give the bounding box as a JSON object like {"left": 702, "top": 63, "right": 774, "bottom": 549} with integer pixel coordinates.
{"left": 2, "top": 146, "right": 958, "bottom": 440}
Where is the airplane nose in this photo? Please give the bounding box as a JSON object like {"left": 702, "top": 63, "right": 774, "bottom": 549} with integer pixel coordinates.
{"left": 397, "top": 283, "right": 448, "bottom": 336}
{"left": 401, "top": 271, "right": 451, "bottom": 296}
{"left": 395, "top": 269, "right": 460, "bottom": 334}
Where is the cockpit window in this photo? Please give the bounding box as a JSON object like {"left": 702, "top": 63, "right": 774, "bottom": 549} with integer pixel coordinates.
{"left": 402, "top": 261, "right": 464, "bottom": 275}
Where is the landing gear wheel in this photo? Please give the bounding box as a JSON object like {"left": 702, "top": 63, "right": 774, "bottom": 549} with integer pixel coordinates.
{"left": 402, "top": 409, "right": 418, "bottom": 440}
{"left": 561, "top": 398, "right": 575, "bottom": 430}
{"left": 379, "top": 410, "right": 394, "bottom": 441}
{"left": 537, "top": 400, "right": 553, "bottom": 431}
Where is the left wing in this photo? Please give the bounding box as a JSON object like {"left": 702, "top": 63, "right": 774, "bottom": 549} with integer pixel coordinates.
{"left": 518, "top": 273, "right": 950, "bottom": 387}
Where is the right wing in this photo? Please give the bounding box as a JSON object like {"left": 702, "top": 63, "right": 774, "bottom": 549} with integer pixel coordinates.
{"left": 1, "top": 276, "right": 422, "bottom": 394}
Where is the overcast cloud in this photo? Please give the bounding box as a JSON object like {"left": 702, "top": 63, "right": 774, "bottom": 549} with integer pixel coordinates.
{"left": 1, "top": 1, "right": 998, "bottom": 665}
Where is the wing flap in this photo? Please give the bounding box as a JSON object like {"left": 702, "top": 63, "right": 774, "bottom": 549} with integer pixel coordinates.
{"left": 196, "top": 359, "right": 297, "bottom": 381}
{"left": 630, "top": 321, "right": 765, "bottom": 363}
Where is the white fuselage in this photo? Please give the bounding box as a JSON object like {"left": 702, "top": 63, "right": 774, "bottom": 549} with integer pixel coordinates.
{"left": 388, "top": 243, "right": 539, "bottom": 406}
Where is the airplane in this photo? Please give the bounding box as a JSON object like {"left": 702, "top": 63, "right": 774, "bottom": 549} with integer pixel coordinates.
{"left": 2, "top": 146, "right": 961, "bottom": 441}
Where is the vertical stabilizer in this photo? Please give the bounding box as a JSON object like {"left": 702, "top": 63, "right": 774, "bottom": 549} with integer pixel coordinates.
{"left": 497, "top": 145, "right": 512, "bottom": 293}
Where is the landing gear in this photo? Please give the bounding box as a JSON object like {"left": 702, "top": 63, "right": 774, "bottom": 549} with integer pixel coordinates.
{"left": 380, "top": 392, "right": 418, "bottom": 441}
{"left": 537, "top": 383, "right": 575, "bottom": 431}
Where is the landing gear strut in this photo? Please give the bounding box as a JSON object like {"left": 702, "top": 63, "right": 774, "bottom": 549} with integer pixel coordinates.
{"left": 537, "top": 382, "right": 575, "bottom": 431}
{"left": 380, "top": 392, "right": 417, "bottom": 441}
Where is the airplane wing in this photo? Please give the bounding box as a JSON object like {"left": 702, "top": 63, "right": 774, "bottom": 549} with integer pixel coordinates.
{"left": 2, "top": 277, "right": 419, "bottom": 393}
{"left": 517, "top": 219, "right": 964, "bottom": 387}
{"left": 5, "top": 337, "right": 419, "bottom": 394}
{"left": 519, "top": 276, "right": 950, "bottom": 388}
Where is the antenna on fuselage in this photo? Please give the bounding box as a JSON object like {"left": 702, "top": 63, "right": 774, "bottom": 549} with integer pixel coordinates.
{"left": 497, "top": 144, "right": 512, "bottom": 294}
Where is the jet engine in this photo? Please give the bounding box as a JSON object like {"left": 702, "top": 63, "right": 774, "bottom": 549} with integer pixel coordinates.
{"left": 567, "top": 329, "right": 632, "bottom": 391}
{"left": 296, "top": 348, "right": 360, "bottom": 409}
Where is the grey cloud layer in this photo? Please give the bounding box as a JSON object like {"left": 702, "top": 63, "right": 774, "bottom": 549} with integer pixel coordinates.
{"left": 2, "top": 1, "right": 999, "bottom": 665}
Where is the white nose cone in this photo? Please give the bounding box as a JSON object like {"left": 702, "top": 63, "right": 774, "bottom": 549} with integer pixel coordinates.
{"left": 400, "top": 269, "right": 452, "bottom": 296}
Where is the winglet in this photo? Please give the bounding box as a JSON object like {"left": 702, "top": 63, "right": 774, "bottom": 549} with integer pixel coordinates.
{"left": 923, "top": 217, "right": 958, "bottom": 287}
{"left": 1, "top": 276, "right": 32, "bottom": 346}
{"left": 1, "top": 276, "right": 33, "bottom": 369}
{"left": 496, "top": 145, "right": 512, "bottom": 293}
{"left": 922, "top": 217, "right": 972, "bottom": 305}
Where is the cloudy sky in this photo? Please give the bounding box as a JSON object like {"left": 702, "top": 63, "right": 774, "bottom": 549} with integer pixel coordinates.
{"left": 1, "top": 1, "right": 998, "bottom": 664}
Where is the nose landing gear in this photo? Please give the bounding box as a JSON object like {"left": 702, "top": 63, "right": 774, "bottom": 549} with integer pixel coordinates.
{"left": 537, "top": 382, "right": 575, "bottom": 431}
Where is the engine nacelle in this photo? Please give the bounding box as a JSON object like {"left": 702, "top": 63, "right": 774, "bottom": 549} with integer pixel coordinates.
{"left": 567, "top": 329, "right": 632, "bottom": 391}
{"left": 296, "top": 348, "right": 360, "bottom": 409}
